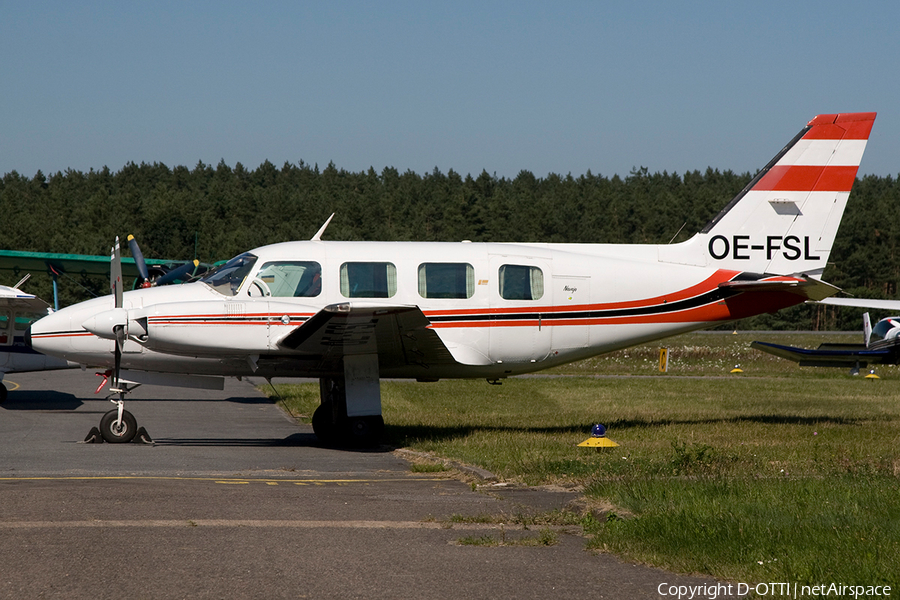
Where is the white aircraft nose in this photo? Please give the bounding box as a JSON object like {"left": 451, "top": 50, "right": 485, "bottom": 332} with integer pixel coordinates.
{"left": 26, "top": 297, "right": 122, "bottom": 365}
{"left": 27, "top": 309, "right": 74, "bottom": 357}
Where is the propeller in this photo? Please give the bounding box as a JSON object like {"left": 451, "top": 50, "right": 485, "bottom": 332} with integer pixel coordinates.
{"left": 154, "top": 259, "right": 200, "bottom": 286}
{"left": 127, "top": 234, "right": 202, "bottom": 287}
{"left": 127, "top": 234, "right": 149, "bottom": 283}
{"left": 110, "top": 237, "right": 124, "bottom": 392}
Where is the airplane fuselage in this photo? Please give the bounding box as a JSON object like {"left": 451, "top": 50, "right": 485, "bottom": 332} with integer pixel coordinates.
{"left": 29, "top": 239, "right": 806, "bottom": 381}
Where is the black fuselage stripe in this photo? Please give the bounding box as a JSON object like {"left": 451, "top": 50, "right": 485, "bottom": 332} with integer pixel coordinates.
{"left": 427, "top": 288, "right": 738, "bottom": 323}
{"left": 147, "top": 316, "right": 310, "bottom": 324}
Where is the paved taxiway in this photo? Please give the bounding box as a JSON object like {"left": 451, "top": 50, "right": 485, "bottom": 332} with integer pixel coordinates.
{"left": 0, "top": 369, "right": 717, "bottom": 599}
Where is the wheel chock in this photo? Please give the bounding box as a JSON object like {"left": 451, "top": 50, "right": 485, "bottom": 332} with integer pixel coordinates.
{"left": 83, "top": 427, "right": 103, "bottom": 444}
{"left": 134, "top": 427, "right": 154, "bottom": 444}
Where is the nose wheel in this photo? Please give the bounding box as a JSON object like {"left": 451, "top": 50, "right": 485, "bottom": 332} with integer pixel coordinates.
{"left": 99, "top": 403, "right": 138, "bottom": 443}
{"left": 87, "top": 372, "right": 152, "bottom": 444}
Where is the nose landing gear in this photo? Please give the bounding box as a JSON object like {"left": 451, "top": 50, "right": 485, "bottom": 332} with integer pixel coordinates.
{"left": 86, "top": 371, "right": 152, "bottom": 444}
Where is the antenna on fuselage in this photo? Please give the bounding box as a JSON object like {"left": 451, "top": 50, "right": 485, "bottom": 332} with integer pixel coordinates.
{"left": 311, "top": 213, "right": 335, "bottom": 241}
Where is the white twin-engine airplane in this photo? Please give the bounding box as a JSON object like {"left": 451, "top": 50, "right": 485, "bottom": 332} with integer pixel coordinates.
{"left": 28, "top": 112, "right": 876, "bottom": 446}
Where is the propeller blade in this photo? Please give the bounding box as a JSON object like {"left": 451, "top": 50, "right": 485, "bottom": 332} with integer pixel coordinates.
{"left": 111, "top": 237, "right": 123, "bottom": 309}
{"left": 110, "top": 237, "right": 125, "bottom": 390}
{"left": 127, "top": 235, "right": 149, "bottom": 281}
{"left": 155, "top": 260, "right": 199, "bottom": 286}
{"left": 114, "top": 323, "right": 127, "bottom": 352}
{"left": 113, "top": 332, "right": 122, "bottom": 390}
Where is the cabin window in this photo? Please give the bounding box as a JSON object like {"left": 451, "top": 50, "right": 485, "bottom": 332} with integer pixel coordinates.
{"left": 340, "top": 262, "right": 397, "bottom": 298}
{"left": 200, "top": 253, "right": 258, "bottom": 296}
{"left": 418, "top": 263, "right": 474, "bottom": 299}
{"left": 0, "top": 310, "right": 9, "bottom": 345}
{"left": 256, "top": 261, "right": 322, "bottom": 297}
{"left": 499, "top": 264, "right": 543, "bottom": 300}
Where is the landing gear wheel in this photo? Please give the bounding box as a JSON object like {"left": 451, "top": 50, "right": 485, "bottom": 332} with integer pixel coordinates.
{"left": 312, "top": 402, "right": 340, "bottom": 446}
{"left": 99, "top": 409, "right": 138, "bottom": 444}
{"left": 0, "top": 383, "right": 7, "bottom": 404}
{"left": 346, "top": 415, "right": 384, "bottom": 448}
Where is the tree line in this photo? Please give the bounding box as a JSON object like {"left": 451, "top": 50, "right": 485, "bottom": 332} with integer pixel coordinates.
{"left": 2, "top": 160, "right": 899, "bottom": 330}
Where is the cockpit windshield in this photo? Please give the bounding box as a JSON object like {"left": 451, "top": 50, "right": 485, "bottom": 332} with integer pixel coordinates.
{"left": 870, "top": 317, "right": 900, "bottom": 343}
{"left": 199, "top": 253, "right": 258, "bottom": 296}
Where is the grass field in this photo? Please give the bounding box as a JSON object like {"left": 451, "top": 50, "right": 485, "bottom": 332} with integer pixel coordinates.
{"left": 268, "top": 332, "right": 900, "bottom": 588}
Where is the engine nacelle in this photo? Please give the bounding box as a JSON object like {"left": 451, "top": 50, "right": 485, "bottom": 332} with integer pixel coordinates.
{"left": 128, "top": 300, "right": 315, "bottom": 356}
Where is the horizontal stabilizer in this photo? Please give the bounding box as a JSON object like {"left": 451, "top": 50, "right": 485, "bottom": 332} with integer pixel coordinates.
{"left": 750, "top": 340, "right": 897, "bottom": 368}
{"left": 719, "top": 276, "right": 839, "bottom": 302}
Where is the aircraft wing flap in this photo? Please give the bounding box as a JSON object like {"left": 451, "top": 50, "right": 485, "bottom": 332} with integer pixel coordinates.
{"left": 277, "top": 303, "right": 458, "bottom": 371}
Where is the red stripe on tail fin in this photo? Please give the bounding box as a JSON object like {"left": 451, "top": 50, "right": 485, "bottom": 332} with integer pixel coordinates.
{"left": 804, "top": 112, "right": 876, "bottom": 140}
{"left": 755, "top": 165, "right": 859, "bottom": 192}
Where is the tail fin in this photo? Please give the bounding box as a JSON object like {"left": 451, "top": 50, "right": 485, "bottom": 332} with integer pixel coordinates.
{"left": 660, "top": 112, "right": 876, "bottom": 277}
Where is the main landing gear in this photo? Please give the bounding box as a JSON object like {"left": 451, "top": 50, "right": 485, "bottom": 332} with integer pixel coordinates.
{"left": 312, "top": 373, "right": 384, "bottom": 448}
{"left": 86, "top": 371, "right": 152, "bottom": 444}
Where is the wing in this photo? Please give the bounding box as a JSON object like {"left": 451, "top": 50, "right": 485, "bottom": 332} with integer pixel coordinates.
{"left": 276, "top": 303, "right": 460, "bottom": 372}
{"left": 0, "top": 285, "right": 51, "bottom": 312}
{"left": 750, "top": 340, "right": 899, "bottom": 367}
{"left": 0, "top": 248, "right": 203, "bottom": 281}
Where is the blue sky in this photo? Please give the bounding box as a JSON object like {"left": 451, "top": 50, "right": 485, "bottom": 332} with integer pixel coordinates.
{"left": 2, "top": 1, "right": 897, "bottom": 179}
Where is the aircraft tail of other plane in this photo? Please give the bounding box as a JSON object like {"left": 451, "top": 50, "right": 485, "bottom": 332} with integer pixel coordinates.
{"left": 660, "top": 112, "right": 876, "bottom": 277}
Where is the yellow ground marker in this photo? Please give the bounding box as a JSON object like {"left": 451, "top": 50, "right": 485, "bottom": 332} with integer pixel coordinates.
{"left": 578, "top": 423, "right": 619, "bottom": 448}
{"left": 578, "top": 436, "right": 619, "bottom": 448}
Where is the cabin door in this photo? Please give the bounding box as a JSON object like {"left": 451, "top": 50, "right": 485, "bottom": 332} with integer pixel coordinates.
{"left": 551, "top": 275, "right": 591, "bottom": 350}
{"left": 487, "top": 254, "right": 552, "bottom": 366}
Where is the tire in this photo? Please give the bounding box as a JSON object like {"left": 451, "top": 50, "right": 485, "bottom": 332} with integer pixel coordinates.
{"left": 312, "top": 402, "right": 339, "bottom": 446}
{"left": 99, "top": 409, "right": 138, "bottom": 444}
